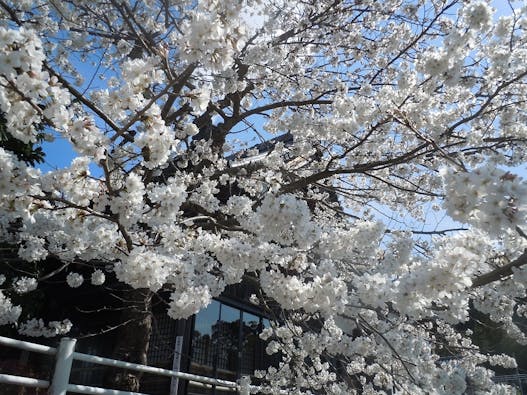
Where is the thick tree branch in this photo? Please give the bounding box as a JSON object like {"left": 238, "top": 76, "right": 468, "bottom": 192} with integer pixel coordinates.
{"left": 472, "top": 249, "right": 527, "bottom": 288}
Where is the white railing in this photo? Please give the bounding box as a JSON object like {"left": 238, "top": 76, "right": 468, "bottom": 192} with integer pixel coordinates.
{"left": 0, "top": 335, "right": 253, "bottom": 395}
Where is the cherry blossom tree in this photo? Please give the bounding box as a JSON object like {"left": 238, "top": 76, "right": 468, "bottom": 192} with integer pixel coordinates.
{"left": 1, "top": 0, "right": 527, "bottom": 393}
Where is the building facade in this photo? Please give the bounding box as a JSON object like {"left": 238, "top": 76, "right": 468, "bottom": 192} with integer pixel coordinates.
{"left": 141, "top": 283, "right": 277, "bottom": 395}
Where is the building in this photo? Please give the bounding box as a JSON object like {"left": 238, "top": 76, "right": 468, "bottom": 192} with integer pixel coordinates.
{"left": 141, "top": 282, "right": 278, "bottom": 394}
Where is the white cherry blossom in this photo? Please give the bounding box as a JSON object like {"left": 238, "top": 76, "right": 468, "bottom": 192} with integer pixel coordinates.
{"left": 0, "top": 0, "right": 526, "bottom": 392}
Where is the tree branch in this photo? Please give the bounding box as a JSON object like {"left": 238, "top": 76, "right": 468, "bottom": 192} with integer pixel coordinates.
{"left": 472, "top": 249, "right": 527, "bottom": 288}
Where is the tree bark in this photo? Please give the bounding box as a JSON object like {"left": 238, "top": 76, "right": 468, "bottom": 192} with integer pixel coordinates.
{"left": 103, "top": 288, "right": 153, "bottom": 392}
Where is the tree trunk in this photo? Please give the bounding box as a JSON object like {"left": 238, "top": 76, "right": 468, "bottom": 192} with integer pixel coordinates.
{"left": 104, "top": 288, "right": 153, "bottom": 392}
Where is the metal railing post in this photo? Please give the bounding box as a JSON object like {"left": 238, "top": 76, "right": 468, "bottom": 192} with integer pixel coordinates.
{"left": 50, "top": 337, "right": 77, "bottom": 395}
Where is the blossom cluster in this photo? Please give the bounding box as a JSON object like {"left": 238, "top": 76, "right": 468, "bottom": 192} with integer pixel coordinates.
{"left": 0, "top": 291, "right": 21, "bottom": 325}
{"left": 0, "top": 0, "right": 526, "bottom": 393}
{"left": 176, "top": 0, "right": 247, "bottom": 72}
{"left": 18, "top": 318, "right": 72, "bottom": 337}
{"left": 114, "top": 249, "right": 173, "bottom": 292}
{"left": 442, "top": 165, "right": 527, "bottom": 236}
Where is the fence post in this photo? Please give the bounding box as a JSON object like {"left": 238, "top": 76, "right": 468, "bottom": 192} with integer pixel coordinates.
{"left": 49, "top": 337, "right": 77, "bottom": 395}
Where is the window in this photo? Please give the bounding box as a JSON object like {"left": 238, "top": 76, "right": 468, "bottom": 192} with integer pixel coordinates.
{"left": 187, "top": 300, "right": 274, "bottom": 394}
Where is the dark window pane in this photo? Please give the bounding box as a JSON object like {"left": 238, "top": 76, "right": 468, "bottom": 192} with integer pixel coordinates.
{"left": 220, "top": 303, "right": 240, "bottom": 323}
{"left": 194, "top": 300, "right": 221, "bottom": 337}
{"left": 240, "top": 312, "right": 260, "bottom": 375}
{"left": 188, "top": 300, "right": 277, "bottom": 392}
{"left": 215, "top": 304, "right": 240, "bottom": 381}
{"left": 190, "top": 300, "right": 220, "bottom": 377}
